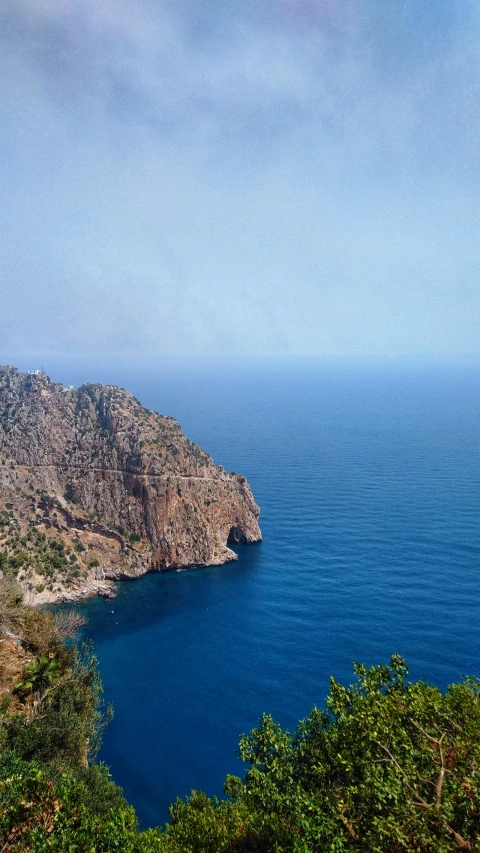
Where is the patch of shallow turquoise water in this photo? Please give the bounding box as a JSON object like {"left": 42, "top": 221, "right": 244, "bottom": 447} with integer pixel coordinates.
{"left": 66, "top": 361, "right": 480, "bottom": 827}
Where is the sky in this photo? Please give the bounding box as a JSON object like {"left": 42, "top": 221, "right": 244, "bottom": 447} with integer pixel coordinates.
{"left": 1, "top": 0, "right": 479, "bottom": 361}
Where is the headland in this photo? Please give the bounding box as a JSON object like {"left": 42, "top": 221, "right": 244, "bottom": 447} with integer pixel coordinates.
{"left": 0, "top": 365, "right": 261, "bottom": 604}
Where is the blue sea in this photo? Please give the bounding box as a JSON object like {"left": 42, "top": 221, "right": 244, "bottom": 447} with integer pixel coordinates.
{"left": 45, "top": 359, "right": 480, "bottom": 827}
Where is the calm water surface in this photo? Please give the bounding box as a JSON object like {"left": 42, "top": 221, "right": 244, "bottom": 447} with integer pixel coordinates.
{"left": 53, "top": 361, "right": 480, "bottom": 827}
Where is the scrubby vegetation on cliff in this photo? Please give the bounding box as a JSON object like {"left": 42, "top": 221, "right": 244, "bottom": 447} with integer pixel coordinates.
{"left": 0, "top": 583, "right": 479, "bottom": 851}
{"left": 0, "top": 367, "right": 261, "bottom": 604}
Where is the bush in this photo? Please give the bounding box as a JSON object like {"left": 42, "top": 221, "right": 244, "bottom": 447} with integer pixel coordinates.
{"left": 8, "top": 645, "right": 110, "bottom": 774}
{"left": 0, "top": 579, "right": 24, "bottom": 637}
{"left": 0, "top": 751, "right": 143, "bottom": 852}
{"left": 1, "top": 584, "right": 479, "bottom": 853}
{"left": 161, "top": 656, "right": 480, "bottom": 852}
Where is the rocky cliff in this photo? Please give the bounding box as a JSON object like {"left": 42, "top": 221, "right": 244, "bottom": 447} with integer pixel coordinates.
{"left": 0, "top": 366, "right": 261, "bottom": 603}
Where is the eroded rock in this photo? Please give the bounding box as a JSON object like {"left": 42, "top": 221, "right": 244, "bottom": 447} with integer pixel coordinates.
{"left": 0, "top": 366, "right": 261, "bottom": 602}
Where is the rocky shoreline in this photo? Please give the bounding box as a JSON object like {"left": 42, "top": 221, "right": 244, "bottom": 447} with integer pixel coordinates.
{"left": 0, "top": 365, "right": 261, "bottom": 605}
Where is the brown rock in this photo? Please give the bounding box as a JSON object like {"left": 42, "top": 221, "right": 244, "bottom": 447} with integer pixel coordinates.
{"left": 0, "top": 367, "right": 261, "bottom": 602}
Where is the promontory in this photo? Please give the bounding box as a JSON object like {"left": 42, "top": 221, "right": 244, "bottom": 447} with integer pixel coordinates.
{"left": 0, "top": 366, "right": 261, "bottom": 603}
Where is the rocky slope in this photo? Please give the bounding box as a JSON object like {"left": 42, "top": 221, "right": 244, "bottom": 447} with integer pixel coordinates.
{"left": 0, "top": 366, "right": 261, "bottom": 603}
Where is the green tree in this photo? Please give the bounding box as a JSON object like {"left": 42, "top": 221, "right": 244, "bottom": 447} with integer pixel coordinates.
{"left": 5, "top": 643, "right": 112, "bottom": 776}
{"left": 14, "top": 653, "right": 59, "bottom": 697}
{"left": 224, "top": 655, "right": 480, "bottom": 851}
{"left": 2, "top": 634, "right": 480, "bottom": 852}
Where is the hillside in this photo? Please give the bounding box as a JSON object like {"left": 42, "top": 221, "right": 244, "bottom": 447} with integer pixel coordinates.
{"left": 0, "top": 365, "right": 261, "bottom": 603}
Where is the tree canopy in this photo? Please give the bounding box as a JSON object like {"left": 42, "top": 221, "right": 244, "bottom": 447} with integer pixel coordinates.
{"left": 1, "top": 609, "right": 479, "bottom": 853}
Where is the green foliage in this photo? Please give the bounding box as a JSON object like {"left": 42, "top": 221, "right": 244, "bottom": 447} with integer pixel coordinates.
{"left": 5, "top": 645, "right": 111, "bottom": 775}
{"left": 63, "top": 486, "right": 79, "bottom": 504}
{"left": 161, "top": 790, "right": 251, "bottom": 853}
{"left": 0, "top": 751, "right": 158, "bottom": 853}
{"left": 14, "top": 653, "right": 60, "bottom": 696}
{"left": 163, "top": 656, "right": 480, "bottom": 852}
{"left": 0, "top": 522, "right": 74, "bottom": 581}
{"left": 1, "top": 637, "right": 480, "bottom": 852}
{"left": 75, "top": 762, "right": 130, "bottom": 815}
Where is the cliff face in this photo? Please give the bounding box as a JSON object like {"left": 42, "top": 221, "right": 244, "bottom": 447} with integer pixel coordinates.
{"left": 0, "top": 366, "right": 261, "bottom": 603}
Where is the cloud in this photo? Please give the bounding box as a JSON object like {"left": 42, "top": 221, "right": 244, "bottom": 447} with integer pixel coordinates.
{"left": 0, "top": 0, "right": 479, "bottom": 359}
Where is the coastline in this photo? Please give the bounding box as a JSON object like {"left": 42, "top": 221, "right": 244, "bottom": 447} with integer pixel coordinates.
{"left": 32, "top": 546, "right": 247, "bottom": 606}
{"left": 0, "top": 368, "right": 261, "bottom": 607}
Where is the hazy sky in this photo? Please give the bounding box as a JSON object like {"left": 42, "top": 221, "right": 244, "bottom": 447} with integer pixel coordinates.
{"left": 1, "top": 0, "right": 479, "bottom": 360}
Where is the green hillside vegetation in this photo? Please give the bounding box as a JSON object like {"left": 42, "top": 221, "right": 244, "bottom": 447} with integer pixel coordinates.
{"left": 0, "top": 581, "right": 479, "bottom": 851}
{"left": 0, "top": 498, "right": 91, "bottom": 594}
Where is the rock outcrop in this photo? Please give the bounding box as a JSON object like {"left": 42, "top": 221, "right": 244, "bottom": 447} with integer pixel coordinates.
{"left": 0, "top": 365, "right": 261, "bottom": 603}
